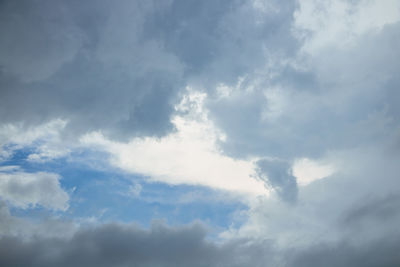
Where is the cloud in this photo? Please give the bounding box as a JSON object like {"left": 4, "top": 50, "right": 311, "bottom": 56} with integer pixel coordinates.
{"left": 0, "top": 167, "right": 69, "bottom": 211}
{"left": 224, "top": 146, "right": 400, "bottom": 250}
{"left": 0, "top": 0, "right": 84, "bottom": 82}
{"left": 0, "top": 119, "right": 69, "bottom": 163}
{"left": 0, "top": 215, "right": 399, "bottom": 267}
{"left": 255, "top": 159, "right": 298, "bottom": 202}
{"left": 0, "top": 1, "right": 400, "bottom": 266}
{"left": 0, "top": 0, "right": 299, "bottom": 142}
{"left": 0, "top": 202, "right": 77, "bottom": 238}
{"left": 206, "top": 11, "right": 400, "bottom": 161}
{"left": 0, "top": 221, "right": 274, "bottom": 267}
{"left": 292, "top": 158, "right": 335, "bottom": 186}
{"left": 293, "top": 0, "right": 400, "bottom": 53}
{"left": 287, "top": 235, "right": 400, "bottom": 267}
{"left": 81, "top": 89, "right": 267, "bottom": 196}
{"left": 0, "top": 0, "right": 184, "bottom": 140}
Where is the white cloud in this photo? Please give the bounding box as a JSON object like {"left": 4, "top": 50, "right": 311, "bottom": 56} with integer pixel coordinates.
{"left": 0, "top": 119, "right": 66, "bottom": 146}
{"left": 81, "top": 89, "right": 267, "bottom": 196}
{"left": 0, "top": 119, "right": 70, "bottom": 162}
{"left": 0, "top": 168, "right": 69, "bottom": 211}
{"left": 292, "top": 158, "right": 335, "bottom": 186}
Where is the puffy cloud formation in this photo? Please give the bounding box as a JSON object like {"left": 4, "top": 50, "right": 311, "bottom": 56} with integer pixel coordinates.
{"left": 0, "top": 166, "right": 69, "bottom": 211}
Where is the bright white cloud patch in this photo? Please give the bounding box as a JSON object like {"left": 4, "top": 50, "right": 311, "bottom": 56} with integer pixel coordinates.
{"left": 0, "top": 166, "right": 69, "bottom": 211}
{"left": 82, "top": 89, "right": 267, "bottom": 196}
{"left": 292, "top": 158, "right": 335, "bottom": 186}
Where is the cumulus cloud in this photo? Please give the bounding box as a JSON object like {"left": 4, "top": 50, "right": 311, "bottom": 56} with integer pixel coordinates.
{"left": 0, "top": 167, "right": 69, "bottom": 211}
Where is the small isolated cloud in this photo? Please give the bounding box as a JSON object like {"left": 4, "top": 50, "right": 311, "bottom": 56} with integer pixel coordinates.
{"left": 0, "top": 167, "right": 69, "bottom": 211}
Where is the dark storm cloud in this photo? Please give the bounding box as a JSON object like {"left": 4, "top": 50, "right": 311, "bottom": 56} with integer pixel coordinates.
{"left": 0, "top": 222, "right": 275, "bottom": 267}
{"left": 1, "top": 217, "right": 400, "bottom": 267}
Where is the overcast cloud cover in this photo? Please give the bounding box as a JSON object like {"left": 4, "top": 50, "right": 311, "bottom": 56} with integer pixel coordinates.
{"left": 1, "top": 0, "right": 400, "bottom": 266}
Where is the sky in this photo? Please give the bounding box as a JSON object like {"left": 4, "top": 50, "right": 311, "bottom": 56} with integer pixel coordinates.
{"left": 0, "top": 0, "right": 400, "bottom": 266}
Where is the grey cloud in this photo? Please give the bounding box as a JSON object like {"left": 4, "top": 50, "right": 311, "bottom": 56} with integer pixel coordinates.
{"left": 234, "top": 147, "right": 400, "bottom": 257}
{"left": 206, "top": 20, "right": 400, "bottom": 161}
{"left": 144, "top": 0, "right": 298, "bottom": 81}
{"left": 1, "top": 1, "right": 400, "bottom": 266}
{"left": 256, "top": 159, "right": 297, "bottom": 202}
{"left": 186, "top": 0, "right": 299, "bottom": 89}
{"left": 1, "top": 152, "right": 400, "bottom": 267}
{"left": 0, "top": 0, "right": 299, "bottom": 141}
{"left": 1, "top": 216, "right": 400, "bottom": 267}
{"left": 287, "top": 236, "right": 400, "bottom": 267}
{"left": 341, "top": 194, "right": 400, "bottom": 227}
{"left": 0, "top": 202, "right": 76, "bottom": 238}
{"left": 0, "top": 0, "right": 83, "bottom": 82}
{"left": 0, "top": 168, "right": 69, "bottom": 211}
{"left": 0, "top": 0, "right": 184, "bottom": 140}
{"left": 0, "top": 221, "right": 274, "bottom": 267}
